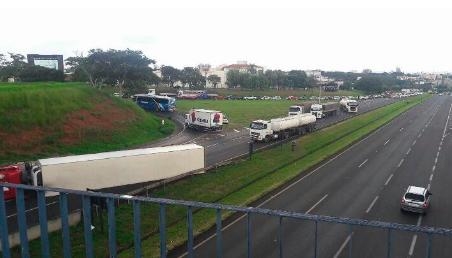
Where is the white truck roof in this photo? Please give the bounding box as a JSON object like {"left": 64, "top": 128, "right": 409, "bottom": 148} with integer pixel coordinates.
{"left": 39, "top": 144, "right": 203, "bottom": 165}
{"left": 190, "top": 109, "right": 221, "bottom": 113}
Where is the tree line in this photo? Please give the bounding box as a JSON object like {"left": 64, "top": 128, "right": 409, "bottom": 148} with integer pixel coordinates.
{"left": 1, "top": 48, "right": 432, "bottom": 95}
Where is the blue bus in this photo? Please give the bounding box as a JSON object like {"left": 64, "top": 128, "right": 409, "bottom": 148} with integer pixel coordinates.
{"left": 132, "top": 94, "right": 176, "bottom": 112}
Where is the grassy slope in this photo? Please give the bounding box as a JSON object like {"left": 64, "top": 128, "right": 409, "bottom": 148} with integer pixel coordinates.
{"left": 0, "top": 82, "right": 174, "bottom": 164}
{"left": 14, "top": 95, "right": 426, "bottom": 258}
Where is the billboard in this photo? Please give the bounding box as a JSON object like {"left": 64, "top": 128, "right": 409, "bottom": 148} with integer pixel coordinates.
{"left": 27, "top": 54, "right": 64, "bottom": 71}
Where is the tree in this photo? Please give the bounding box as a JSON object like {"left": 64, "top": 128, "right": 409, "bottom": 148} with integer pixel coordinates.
{"left": 66, "top": 49, "right": 159, "bottom": 96}
{"left": 287, "top": 70, "right": 308, "bottom": 88}
{"left": 161, "top": 66, "right": 181, "bottom": 87}
{"left": 0, "top": 53, "right": 27, "bottom": 80}
{"left": 355, "top": 76, "right": 384, "bottom": 93}
{"left": 226, "top": 70, "right": 243, "bottom": 88}
{"left": 180, "top": 67, "right": 205, "bottom": 89}
{"left": 207, "top": 74, "right": 221, "bottom": 88}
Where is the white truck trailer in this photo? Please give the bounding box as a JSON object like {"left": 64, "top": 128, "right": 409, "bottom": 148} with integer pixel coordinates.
{"left": 185, "top": 109, "right": 223, "bottom": 131}
{"left": 1, "top": 144, "right": 205, "bottom": 198}
{"left": 340, "top": 98, "right": 359, "bottom": 113}
{"left": 250, "top": 114, "right": 316, "bottom": 142}
{"left": 310, "top": 102, "right": 340, "bottom": 118}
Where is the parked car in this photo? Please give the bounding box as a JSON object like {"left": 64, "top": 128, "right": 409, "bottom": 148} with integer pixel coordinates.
{"left": 272, "top": 96, "right": 282, "bottom": 100}
{"left": 223, "top": 114, "right": 229, "bottom": 124}
{"left": 244, "top": 96, "right": 258, "bottom": 100}
{"left": 400, "top": 186, "right": 432, "bottom": 214}
{"left": 286, "top": 96, "right": 297, "bottom": 100}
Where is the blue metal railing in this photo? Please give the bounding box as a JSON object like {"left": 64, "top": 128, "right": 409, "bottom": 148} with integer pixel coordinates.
{"left": 1, "top": 182, "right": 452, "bottom": 258}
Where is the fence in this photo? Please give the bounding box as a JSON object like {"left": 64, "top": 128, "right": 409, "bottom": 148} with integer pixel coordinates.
{"left": 1, "top": 182, "right": 452, "bottom": 258}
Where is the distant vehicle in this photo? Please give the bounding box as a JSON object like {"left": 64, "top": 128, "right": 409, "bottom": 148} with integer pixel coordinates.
{"left": 286, "top": 96, "right": 297, "bottom": 100}
{"left": 401, "top": 186, "right": 432, "bottom": 214}
{"left": 310, "top": 102, "right": 339, "bottom": 119}
{"left": 272, "top": 96, "right": 282, "bottom": 100}
{"left": 185, "top": 109, "right": 223, "bottom": 131}
{"left": 250, "top": 113, "right": 316, "bottom": 142}
{"left": 132, "top": 94, "right": 176, "bottom": 112}
{"left": 340, "top": 98, "right": 359, "bottom": 113}
{"left": 260, "top": 96, "right": 271, "bottom": 100}
{"left": 333, "top": 96, "right": 340, "bottom": 100}
{"left": 223, "top": 114, "right": 229, "bottom": 124}
{"left": 243, "top": 96, "right": 258, "bottom": 100}
{"left": 177, "top": 90, "right": 208, "bottom": 100}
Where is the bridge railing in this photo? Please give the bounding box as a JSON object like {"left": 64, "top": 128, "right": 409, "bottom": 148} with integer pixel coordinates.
{"left": 1, "top": 182, "right": 452, "bottom": 258}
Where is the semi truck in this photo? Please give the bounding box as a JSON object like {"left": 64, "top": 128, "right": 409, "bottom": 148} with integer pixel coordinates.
{"left": 288, "top": 102, "right": 313, "bottom": 116}
{"left": 250, "top": 113, "right": 316, "bottom": 142}
{"left": 0, "top": 144, "right": 205, "bottom": 199}
{"left": 310, "top": 102, "right": 339, "bottom": 118}
{"left": 185, "top": 109, "right": 224, "bottom": 131}
{"left": 340, "top": 98, "right": 359, "bottom": 113}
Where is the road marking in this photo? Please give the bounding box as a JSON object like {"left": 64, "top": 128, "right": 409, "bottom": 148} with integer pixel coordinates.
{"left": 417, "top": 133, "right": 422, "bottom": 138}
{"left": 333, "top": 233, "right": 354, "bottom": 258}
{"left": 233, "top": 129, "right": 240, "bottom": 133}
{"left": 7, "top": 201, "right": 59, "bottom": 219}
{"left": 406, "top": 148, "right": 411, "bottom": 155}
{"left": 384, "top": 174, "right": 393, "bottom": 186}
{"left": 429, "top": 174, "right": 433, "bottom": 181}
{"left": 397, "top": 159, "right": 404, "bottom": 168}
{"left": 412, "top": 140, "right": 417, "bottom": 146}
{"left": 206, "top": 143, "right": 218, "bottom": 148}
{"left": 358, "top": 159, "right": 368, "bottom": 168}
{"left": 408, "top": 235, "right": 418, "bottom": 256}
{"left": 400, "top": 127, "right": 404, "bottom": 131}
{"left": 427, "top": 183, "right": 431, "bottom": 189}
{"left": 384, "top": 139, "right": 390, "bottom": 146}
{"left": 366, "top": 196, "right": 379, "bottom": 213}
{"left": 435, "top": 157, "right": 438, "bottom": 164}
{"left": 408, "top": 216, "right": 424, "bottom": 256}
{"left": 306, "top": 194, "right": 328, "bottom": 214}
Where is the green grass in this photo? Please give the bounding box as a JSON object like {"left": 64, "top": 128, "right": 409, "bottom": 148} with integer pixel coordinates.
{"left": 0, "top": 82, "right": 174, "bottom": 164}
{"left": 9, "top": 95, "right": 426, "bottom": 258}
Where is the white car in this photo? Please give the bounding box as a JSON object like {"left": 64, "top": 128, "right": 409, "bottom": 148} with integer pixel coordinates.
{"left": 400, "top": 186, "right": 432, "bottom": 214}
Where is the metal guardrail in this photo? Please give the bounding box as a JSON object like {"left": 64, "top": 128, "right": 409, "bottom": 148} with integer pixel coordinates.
{"left": 1, "top": 182, "right": 452, "bottom": 258}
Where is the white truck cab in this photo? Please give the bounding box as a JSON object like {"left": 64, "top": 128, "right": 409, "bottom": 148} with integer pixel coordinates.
{"left": 310, "top": 104, "right": 324, "bottom": 118}
{"left": 288, "top": 105, "right": 304, "bottom": 116}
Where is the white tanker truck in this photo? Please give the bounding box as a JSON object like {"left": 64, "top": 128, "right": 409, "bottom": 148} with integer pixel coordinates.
{"left": 250, "top": 113, "right": 316, "bottom": 142}
{"left": 340, "top": 98, "right": 359, "bottom": 113}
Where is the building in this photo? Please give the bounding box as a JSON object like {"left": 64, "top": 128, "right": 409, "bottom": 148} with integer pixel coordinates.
{"left": 203, "top": 61, "right": 265, "bottom": 88}
{"left": 27, "top": 54, "right": 64, "bottom": 71}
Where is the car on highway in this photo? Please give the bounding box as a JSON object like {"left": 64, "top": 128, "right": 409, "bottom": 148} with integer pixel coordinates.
{"left": 400, "top": 186, "right": 432, "bottom": 214}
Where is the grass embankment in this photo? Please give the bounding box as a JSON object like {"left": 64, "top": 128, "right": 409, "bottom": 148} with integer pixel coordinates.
{"left": 12, "top": 96, "right": 425, "bottom": 258}
{"left": 0, "top": 82, "right": 174, "bottom": 164}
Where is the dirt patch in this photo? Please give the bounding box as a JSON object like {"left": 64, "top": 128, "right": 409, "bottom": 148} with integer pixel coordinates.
{"left": 0, "top": 99, "right": 138, "bottom": 157}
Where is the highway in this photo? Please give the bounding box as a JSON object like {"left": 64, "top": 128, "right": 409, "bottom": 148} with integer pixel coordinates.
{"left": 0, "top": 97, "right": 406, "bottom": 240}
{"left": 170, "top": 95, "right": 452, "bottom": 258}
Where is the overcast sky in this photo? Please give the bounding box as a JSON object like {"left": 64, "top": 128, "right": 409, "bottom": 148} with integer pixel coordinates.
{"left": 2, "top": 0, "right": 452, "bottom": 73}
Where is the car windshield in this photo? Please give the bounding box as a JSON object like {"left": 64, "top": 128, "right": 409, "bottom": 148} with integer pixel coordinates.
{"left": 250, "top": 122, "right": 266, "bottom": 130}
{"left": 405, "top": 193, "right": 424, "bottom": 202}
{"left": 311, "top": 106, "right": 322, "bottom": 111}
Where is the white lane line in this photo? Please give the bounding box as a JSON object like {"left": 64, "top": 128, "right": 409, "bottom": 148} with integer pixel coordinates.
{"left": 412, "top": 140, "right": 417, "bottom": 146}
{"left": 397, "top": 159, "right": 404, "bottom": 168}
{"left": 442, "top": 103, "right": 452, "bottom": 137}
{"left": 384, "top": 174, "right": 393, "bottom": 186}
{"left": 408, "top": 216, "right": 423, "bottom": 256}
{"left": 358, "top": 159, "right": 368, "bottom": 168}
{"left": 417, "top": 133, "right": 422, "bottom": 138}
{"left": 406, "top": 148, "right": 411, "bottom": 155}
{"left": 333, "top": 233, "right": 354, "bottom": 258}
{"left": 408, "top": 235, "right": 418, "bottom": 256}
{"left": 7, "top": 201, "right": 59, "bottom": 219}
{"left": 427, "top": 183, "right": 431, "bottom": 190}
{"left": 206, "top": 143, "right": 218, "bottom": 148}
{"left": 400, "top": 127, "right": 404, "bottom": 131}
{"left": 306, "top": 194, "right": 328, "bottom": 214}
{"left": 429, "top": 174, "right": 433, "bottom": 181}
{"left": 233, "top": 129, "right": 240, "bottom": 133}
{"left": 432, "top": 165, "right": 436, "bottom": 172}
{"left": 366, "top": 196, "right": 379, "bottom": 213}
{"left": 384, "top": 139, "right": 390, "bottom": 146}
{"left": 435, "top": 157, "right": 438, "bottom": 164}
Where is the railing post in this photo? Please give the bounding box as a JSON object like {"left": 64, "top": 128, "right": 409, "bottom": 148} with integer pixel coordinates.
{"left": 16, "top": 188, "right": 30, "bottom": 258}
{"left": 37, "top": 190, "right": 50, "bottom": 258}
{"left": 82, "top": 195, "right": 93, "bottom": 258}
{"left": 133, "top": 200, "right": 141, "bottom": 258}
{"left": 216, "top": 209, "right": 222, "bottom": 258}
{"left": 0, "top": 189, "right": 11, "bottom": 258}
{"left": 247, "top": 212, "right": 252, "bottom": 258}
{"left": 387, "top": 228, "right": 392, "bottom": 258}
{"left": 159, "top": 204, "right": 167, "bottom": 258}
{"left": 279, "top": 216, "right": 283, "bottom": 258}
{"left": 187, "top": 206, "right": 194, "bottom": 258}
{"left": 59, "top": 193, "right": 72, "bottom": 258}
{"left": 426, "top": 233, "right": 432, "bottom": 258}
{"left": 314, "top": 221, "right": 318, "bottom": 258}
{"left": 107, "top": 198, "right": 116, "bottom": 258}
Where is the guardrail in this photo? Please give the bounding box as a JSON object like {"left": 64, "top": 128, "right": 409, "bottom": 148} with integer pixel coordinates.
{"left": 1, "top": 182, "right": 452, "bottom": 258}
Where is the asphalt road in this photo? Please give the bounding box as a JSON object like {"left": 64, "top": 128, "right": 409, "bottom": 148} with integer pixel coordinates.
{"left": 1, "top": 97, "right": 404, "bottom": 237}
{"left": 170, "top": 95, "right": 452, "bottom": 258}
